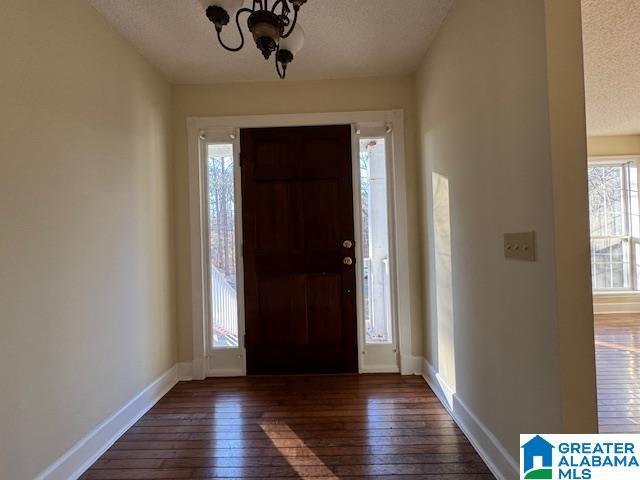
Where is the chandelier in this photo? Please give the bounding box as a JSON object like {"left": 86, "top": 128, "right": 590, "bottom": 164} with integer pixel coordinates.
{"left": 202, "top": 0, "right": 307, "bottom": 79}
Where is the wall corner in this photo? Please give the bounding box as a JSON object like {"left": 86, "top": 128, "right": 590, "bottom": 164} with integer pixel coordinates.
{"left": 544, "top": 0, "right": 598, "bottom": 433}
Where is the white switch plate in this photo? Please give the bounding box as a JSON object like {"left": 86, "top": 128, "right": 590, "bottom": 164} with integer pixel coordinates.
{"left": 504, "top": 231, "right": 536, "bottom": 261}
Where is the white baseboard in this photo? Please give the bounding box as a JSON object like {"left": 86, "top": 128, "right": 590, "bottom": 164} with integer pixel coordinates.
{"left": 435, "top": 371, "right": 455, "bottom": 408}
{"left": 35, "top": 365, "right": 179, "bottom": 480}
{"left": 207, "top": 368, "right": 244, "bottom": 377}
{"left": 192, "top": 356, "right": 206, "bottom": 380}
{"left": 593, "top": 302, "right": 640, "bottom": 314}
{"left": 177, "top": 362, "right": 193, "bottom": 381}
{"left": 422, "top": 359, "right": 454, "bottom": 416}
{"left": 360, "top": 364, "right": 400, "bottom": 373}
{"left": 400, "top": 354, "right": 423, "bottom": 375}
{"left": 453, "top": 393, "right": 519, "bottom": 480}
{"left": 421, "top": 359, "right": 518, "bottom": 480}
{"left": 182, "top": 359, "right": 250, "bottom": 378}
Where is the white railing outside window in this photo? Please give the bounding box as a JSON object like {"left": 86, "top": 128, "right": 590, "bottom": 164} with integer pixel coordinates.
{"left": 211, "top": 265, "right": 239, "bottom": 347}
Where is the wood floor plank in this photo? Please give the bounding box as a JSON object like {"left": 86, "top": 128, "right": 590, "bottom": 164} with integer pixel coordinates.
{"left": 80, "top": 374, "right": 494, "bottom": 479}
{"left": 595, "top": 314, "right": 640, "bottom": 433}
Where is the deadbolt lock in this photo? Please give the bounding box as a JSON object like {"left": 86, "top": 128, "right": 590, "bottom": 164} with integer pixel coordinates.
{"left": 343, "top": 240, "right": 353, "bottom": 248}
{"left": 343, "top": 257, "right": 353, "bottom": 266}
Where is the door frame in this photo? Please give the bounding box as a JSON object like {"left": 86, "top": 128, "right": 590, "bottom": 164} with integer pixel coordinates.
{"left": 187, "top": 110, "right": 416, "bottom": 378}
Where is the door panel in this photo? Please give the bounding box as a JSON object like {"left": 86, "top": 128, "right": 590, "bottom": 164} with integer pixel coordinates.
{"left": 255, "top": 182, "right": 290, "bottom": 250}
{"left": 307, "top": 274, "right": 342, "bottom": 345}
{"left": 241, "top": 125, "right": 357, "bottom": 374}
{"left": 302, "top": 181, "right": 340, "bottom": 249}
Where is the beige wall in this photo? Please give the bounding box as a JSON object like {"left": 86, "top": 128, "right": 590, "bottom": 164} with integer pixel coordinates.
{"left": 415, "top": 0, "right": 597, "bottom": 465}
{"left": 172, "top": 77, "right": 423, "bottom": 361}
{"left": 588, "top": 135, "right": 640, "bottom": 156}
{"left": 0, "top": 1, "right": 175, "bottom": 478}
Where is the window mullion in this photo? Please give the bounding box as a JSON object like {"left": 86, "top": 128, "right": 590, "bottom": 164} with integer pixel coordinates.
{"left": 623, "top": 165, "right": 632, "bottom": 290}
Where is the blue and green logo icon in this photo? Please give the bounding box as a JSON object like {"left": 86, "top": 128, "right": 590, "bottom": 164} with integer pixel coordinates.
{"left": 521, "top": 435, "right": 554, "bottom": 479}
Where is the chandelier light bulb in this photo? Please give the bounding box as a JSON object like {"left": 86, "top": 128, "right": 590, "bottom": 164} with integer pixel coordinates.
{"left": 279, "top": 24, "right": 305, "bottom": 55}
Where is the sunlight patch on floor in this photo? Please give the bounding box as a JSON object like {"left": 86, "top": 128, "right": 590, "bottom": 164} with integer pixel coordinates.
{"left": 595, "top": 339, "right": 640, "bottom": 354}
{"left": 259, "top": 422, "right": 338, "bottom": 479}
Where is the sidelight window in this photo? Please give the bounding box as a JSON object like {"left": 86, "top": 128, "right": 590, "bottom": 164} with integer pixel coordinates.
{"left": 206, "top": 143, "right": 239, "bottom": 348}
{"left": 360, "top": 138, "right": 393, "bottom": 344}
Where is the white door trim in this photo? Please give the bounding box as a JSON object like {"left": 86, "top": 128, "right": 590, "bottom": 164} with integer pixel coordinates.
{"left": 186, "top": 110, "right": 415, "bottom": 376}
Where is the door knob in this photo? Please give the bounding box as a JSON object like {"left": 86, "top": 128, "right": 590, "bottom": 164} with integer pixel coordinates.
{"left": 343, "top": 240, "right": 353, "bottom": 248}
{"left": 343, "top": 257, "right": 353, "bottom": 266}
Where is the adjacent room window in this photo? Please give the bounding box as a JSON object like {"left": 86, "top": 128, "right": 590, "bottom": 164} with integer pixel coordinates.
{"left": 360, "top": 138, "right": 393, "bottom": 343}
{"left": 206, "top": 144, "right": 239, "bottom": 348}
{"left": 588, "top": 160, "right": 640, "bottom": 291}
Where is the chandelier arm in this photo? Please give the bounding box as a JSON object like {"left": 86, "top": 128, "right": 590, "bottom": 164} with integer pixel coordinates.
{"left": 270, "top": 0, "right": 288, "bottom": 16}
{"left": 270, "top": 0, "right": 281, "bottom": 14}
{"left": 281, "top": 7, "right": 298, "bottom": 38}
{"left": 216, "top": 7, "right": 253, "bottom": 52}
{"left": 275, "top": 46, "right": 286, "bottom": 79}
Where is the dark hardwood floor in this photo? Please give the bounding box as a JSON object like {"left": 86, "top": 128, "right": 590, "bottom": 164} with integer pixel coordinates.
{"left": 595, "top": 314, "right": 640, "bottom": 433}
{"left": 80, "top": 374, "right": 494, "bottom": 479}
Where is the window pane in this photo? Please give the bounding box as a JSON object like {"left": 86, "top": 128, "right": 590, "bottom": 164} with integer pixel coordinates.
{"left": 588, "top": 165, "right": 625, "bottom": 236}
{"left": 630, "top": 164, "right": 639, "bottom": 237}
{"left": 590, "top": 238, "right": 630, "bottom": 290}
{"left": 206, "top": 144, "right": 239, "bottom": 348}
{"left": 635, "top": 241, "right": 640, "bottom": 289}
{"left": 360, "top": 138, "right": 393, "bottom": 344}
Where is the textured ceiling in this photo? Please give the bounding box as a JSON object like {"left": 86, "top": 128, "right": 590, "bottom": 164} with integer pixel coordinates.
{"left": 88, "top": 0, "right": 452, "bottom": 84}
{"left": 582, "top": 0, "right": 640, "bottom": 135}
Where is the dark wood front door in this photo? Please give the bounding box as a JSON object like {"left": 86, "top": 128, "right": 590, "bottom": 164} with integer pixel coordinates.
{"left": 241, "top": 125, "right": 357, "bottom": 374}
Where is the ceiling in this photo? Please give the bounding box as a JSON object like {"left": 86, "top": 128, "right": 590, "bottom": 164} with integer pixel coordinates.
{"left": 88, "top": 0, "right": 453, "bottom": 84}
{"left": 582, "top": 0, "right": 640, "bottom": 135}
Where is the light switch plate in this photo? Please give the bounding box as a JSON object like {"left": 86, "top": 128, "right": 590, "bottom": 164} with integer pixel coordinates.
{"left": 504, "top": 231, "right": 536, "bottom": 261}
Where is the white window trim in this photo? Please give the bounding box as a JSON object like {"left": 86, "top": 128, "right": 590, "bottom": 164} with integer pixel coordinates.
{"left": 186, "top": 110, "right": 416, "bottom": 378}
{"left": 197, "top": 131, "right": 247, "bottom": 377}
{"left": 588, "top": 155, "right": 640, "bottom": 293}
{"left": 354, "top": 125, "right": 400, "bottom": 372}
{"left": 593, "top": 291, "right": 640, "bottom": 297}
{"left": 589, "top": 155, "right": 640, "bottom": 164}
